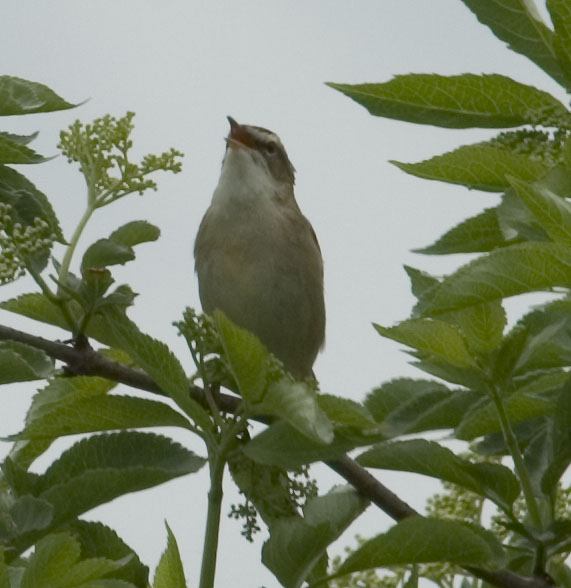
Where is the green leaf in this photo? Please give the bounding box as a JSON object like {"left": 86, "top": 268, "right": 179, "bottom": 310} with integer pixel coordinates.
{"left": 327, "top": 74, "right": 570, "bottom": 129}
{"left": 153, "top": 523, "right": 186, "bottom": 588}
{"left": 109, "top": 220, "right": 160, "bottom": 248}
{"left": 337, "top": 517, "right": 503, "bottom": 576}
{"left": 0, "top": 136, "right": 51, "bottom": 164}
{"left": 0, "top": 292, "right": 123, "bottom": 345}
{"left": 256, "top": 378, "right": 333, "bottom": 444}
{"left": 0, "top": 293, "right": 68, "bottom": 328}
{"left": 38, "top": 432, "right": 205, "bottom": 525}
{"left": 374, "top": 318, "right": 476, "bottom": 368}
{"left": 417, "top": 242, "right": 571, "bottom": 316}
{"left": 81, "top": 239, "right": 135, "bottom": 271}
{"left": 20, "top": 531, "right": 133, "bottom": 588}
{"left": 262, "top": 486, "right": 368, "bottom": 588}
{"left": 497, "top": 187, "right": 548, "bottom": 244}
{"left": 497, "top": 298, "right": 571, "bottom": 376}
{"left": 447, "top": 300, "right": 507, "bottom": 355}
{"left": 20, "top": 532, "right": 80, "bottom": 588}
{"left": 9, "top": 495, "right": 53, "bottom": 535}
{"left": 214, "top": 310, "right": 269, "bottom": 402}
{"left": 416, "top": 207, "right": 510, "bottom": 255}
{"left": 243, "top": 421, "right": 356, "bottom": 469}
{"left": 100, "top": 309, "right": 211, "bottom": 431}
{"left": 0, "top": 164, "right": 64, "bottom": 241}
{"left": 509, "top": 176, "right": 571, "bottom": 246}
{"left": 0, "top": 341, "right": 53, "bottom": 384}
{"left": 357, "top": 439, "right": 519, "bottom": 509}
{"left": 18, "top": 395, "right": 191, "bottom": 439}
{"left": 542, "top": 379, "right": 571, "bottom": 494}
{"left": 456, "top": 371, "right": 567, "bottom": 440}
{"left": 365, "top": 378, "right": 449, "bottom": 422}
{"left": 365, "top": 380, "right": 482, "bottom": 438}
{"left": 460, "top": 0, "right": 569, "bottom": 88}
{"left": 0, "top": 76, "right": 79, "bottom": 116}
{"left": 404, "top": 266, "right": 440, "bottom": 300}
{"left": 317, "top": 394, "right": 379, "bottom": 431}
{"left": 0, "top": 130, "right": 38, "bottom": 146}
{"left": 69, "top": 520, "right": 149, "bottom": 587}
{"left": 549, "top": 0, "right": 571, "bottom": 87}
{"left": 392, "top": 144, "right": 547, "bottom": 192}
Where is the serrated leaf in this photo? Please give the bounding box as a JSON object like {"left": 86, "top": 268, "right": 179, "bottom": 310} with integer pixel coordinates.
{"left": 416, "top": 207, "right": 510, "bottom": 255}
{"left": 508, "top": 176, "right": 571, "bottom": 246}
{"left": 0, "top": 76, "right": 79, "bottom": 116}
{"left": 109, "top": 221, "right": 160, "bottom": 248}
{"left": 58, "top": 557, "right": 134, "bottom": 586}
{"left": 0, "top": 293, "right": 129, "bottom": 348}
{"left": 364, "top": 378, "right": 449, "bottom": 422}
{"left": 18, "top": 395, "right": 191, "bottom": 439}
{"left": 81, "top": 239, "right": 135, "bottom": 271}
{"left": 37, "top": 432, "right": 205, "bottom": 525}
{"left": 0, "top": 164, "right": 63, "bottom": 241}
{"left": 497, "top": 298, "right": 571, "bottom": 376}
{"left": 69, "top": 520, "right": 149, "bottom": 587}
{"left": 327, "top": 74, "right": 570, "bottom": 128}
{"left": 460, "top": 0, "right": 569, "bottom": 88}
{"left": 411, "top": 356, "right": 488, "bottom": 389}
{"left": 497, "top": 187, "right": 548, "bottom": 243}
{"left": 0, "top": 293, "right": 68, "bottom": 328}
{"left": 100, "top": 309, "right": 211, "bottom": 431}
{"left": 392, "top": 145, "right": 547, "bottom": 192}
{"left": 357, "top": 439, "right": 519, "bottom": 508}
{"left": 20, "top": 530, "right": 133, "bottom": 588}
{"left": 337, "top": 517, "right": 502, "bottom": 576}
{"left": 549, "top": 0, "right": 571, "bottom": 88}
{"left": 456, "top": 371, "right": 567, "bottom": 440}
{"left": 418, "top": 242, "right": 571, "bottom": 316}
{"left": 243, "top": 421, "right": 356, "bottom": 468}
{"left": 404, "top": 266, "right": 440, "bottom": 301}
{"left": 20, "top": 532, "right": 80, "bottom": 588}
{"left": 447, "top": 300, "right": 507, "bottom": 355}
{"left": 214, "top": 310, "right": 269, "bottom": 402}
{"left": 374, "top": 318, "right": 476, "bottom": 368}
{"left": 0, "top": 341, "right": 53, "bottom": 384}
{"left": 9, "top": 495, "right": 53, "bottom": 534}
{"left": 0, "top": 136, "right": 51, "bottom": 164}
{"left": 256, "top": 378, "right": 333, "bottom": 444}
{"left": 262, "top": 487, "right": 368, "bottom": 588}
{"left": 373, "top": 385, "right": 481, "bottom": 438}
{"left": 153, "top": 523, "right": 186, "bottom": 588}
{"left": 317, "top": 394, "right": 379, "bottom": 431}
{"left": 0, "top": 130, "right": 38, "bottom": 146}
{"left": 542, "top": 379, "right": 571, "bottom": 494}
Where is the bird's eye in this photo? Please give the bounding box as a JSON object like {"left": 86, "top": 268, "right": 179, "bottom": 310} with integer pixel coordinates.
{"left": 264, "top": 143, "right": 277, "bottom": 155}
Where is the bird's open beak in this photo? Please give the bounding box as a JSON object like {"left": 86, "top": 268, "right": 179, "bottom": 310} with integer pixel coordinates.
{"left": 226, "top": 116, "right": 254, "bottom": 150}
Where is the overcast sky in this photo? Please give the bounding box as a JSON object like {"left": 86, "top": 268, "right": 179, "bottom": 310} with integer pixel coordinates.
{"left": 1, "top": 2, "right": 564, "bottom": 586}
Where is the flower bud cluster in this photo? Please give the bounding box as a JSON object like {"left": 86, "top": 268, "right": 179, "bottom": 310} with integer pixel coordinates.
{"left": 0, "top": 202, "right": 56, "bottom": 284}
{"left": 58, "top": 112, "right": 183, "bottom": 203}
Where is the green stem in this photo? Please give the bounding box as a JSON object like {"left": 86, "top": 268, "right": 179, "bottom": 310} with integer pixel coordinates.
{"left": 488, "top": 384, "right": 542, "bottom": 528}
{"left": 58, "top": 202, "right": 96, "bottom": 292}
{"left": 198, "top": 452, "right": 225, "bottom": 588}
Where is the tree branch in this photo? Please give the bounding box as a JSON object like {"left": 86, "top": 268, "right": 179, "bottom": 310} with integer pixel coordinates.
{"left": 0, "top": 322, "right": 553, "bottom": 588}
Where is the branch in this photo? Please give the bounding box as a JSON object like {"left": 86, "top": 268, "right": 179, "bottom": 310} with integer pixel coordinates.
{"left": 0, "top": 323, "right": 553, "bottom": 588}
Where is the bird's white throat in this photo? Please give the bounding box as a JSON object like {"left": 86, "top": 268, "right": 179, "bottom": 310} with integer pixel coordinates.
{"left": 211, "top": 147, "right": 283, "bottom": 209}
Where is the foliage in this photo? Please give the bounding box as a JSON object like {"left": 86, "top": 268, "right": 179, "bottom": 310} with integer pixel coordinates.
{"left": 0, "top": 2, "right": 570, "bottom": 587}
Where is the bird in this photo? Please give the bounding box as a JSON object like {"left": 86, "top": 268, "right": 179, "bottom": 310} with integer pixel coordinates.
{"left": 194, "top": 117, "right": 325, "bottom": 380}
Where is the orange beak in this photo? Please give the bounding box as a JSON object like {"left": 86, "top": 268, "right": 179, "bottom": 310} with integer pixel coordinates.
{"left": 226, "top": 116, "right": 255, "bottom": 150}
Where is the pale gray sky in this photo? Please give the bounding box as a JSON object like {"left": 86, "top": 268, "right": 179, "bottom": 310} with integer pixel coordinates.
{"left": 1, "top": 2, "right": 563, "bottom": 586}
